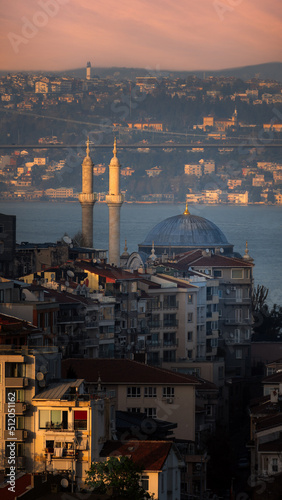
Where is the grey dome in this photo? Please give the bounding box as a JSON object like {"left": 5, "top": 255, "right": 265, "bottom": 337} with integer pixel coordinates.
{"left": 140, "top": 213, "right": 229, "bottom": 248}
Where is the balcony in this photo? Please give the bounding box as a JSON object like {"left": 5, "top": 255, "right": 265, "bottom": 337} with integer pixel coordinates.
{"left": 5, "top": 377, "right": 28, "bottom": 388}
{"left": 163, "top": 320, "right": 178, "bottom": 329}
{"left": 4, "top": 402, "right": 28, "bottom": 414}
{"left": 162, "top": 301, "right": 179, "bottom": 311}
{"left": 4, "top": 429, "right": 27, "bottom": 440}
{"left": 4, "top": 457, "right": 26, "bottom": 468}
{"left": 57, "top": 314, "right": 85, "bottom": 324}
{"left": 148, "top": 321, "right": 162, "bottom": 330}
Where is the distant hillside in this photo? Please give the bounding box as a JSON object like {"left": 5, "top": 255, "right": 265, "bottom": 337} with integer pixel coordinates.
{"left": 1, "top": 61, "right": 281, "bottom": 81}
{"left": 61, "top": 62, "right": 282, "bottom": 82}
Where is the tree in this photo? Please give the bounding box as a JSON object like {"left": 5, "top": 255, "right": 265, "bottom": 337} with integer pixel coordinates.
{"left": 85, "top": 456, "right": 152, "bottom": 499}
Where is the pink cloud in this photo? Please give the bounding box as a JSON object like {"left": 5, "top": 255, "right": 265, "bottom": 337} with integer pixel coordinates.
{"left": 0, "top": 0, "right": 281, "bottom": 71}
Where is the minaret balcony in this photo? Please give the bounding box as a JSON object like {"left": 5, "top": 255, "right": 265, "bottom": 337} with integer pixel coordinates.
{"left": 78, "top": 193, "right": 97, "bottom": 204}
{"left": 106, "top": 194, "right": 124, "bottom": 205}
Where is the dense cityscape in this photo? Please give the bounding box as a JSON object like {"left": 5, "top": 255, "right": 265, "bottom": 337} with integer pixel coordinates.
{"left": 1, "top": 1, "right": 282, "bottom": 497}
{"left": 0, "top": 65, "right": 282, "bottom": 205}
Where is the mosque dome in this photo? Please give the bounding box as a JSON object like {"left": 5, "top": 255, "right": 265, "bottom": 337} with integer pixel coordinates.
{"left": 138, "top": 205, "right": 233, "bottom": 257}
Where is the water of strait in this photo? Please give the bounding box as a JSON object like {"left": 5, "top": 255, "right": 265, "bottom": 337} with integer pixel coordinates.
{"left": 1, "top": 201, "right": 281, "bottom": 306}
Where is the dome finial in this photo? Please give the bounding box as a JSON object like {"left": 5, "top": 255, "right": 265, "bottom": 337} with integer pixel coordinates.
{"left": 243, "top": 240, "right": 253, "bottom": 261}
{"left": 113, "top": 137, "right": 117, "bottom": 157}
{"left": 86, "top": 137, "right": 90, "bottom": 157}
{"left": 183, "top": 202, "right": 190, "bottom": 215}
{"left": 124, "top": 239, "right": 128, "bottom": 253}
{"left": 149, "top": 241, "right": 157, "bottom": 261}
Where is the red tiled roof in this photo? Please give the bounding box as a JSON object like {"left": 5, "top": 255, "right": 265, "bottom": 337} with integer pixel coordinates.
{"left": 75, "top": 261, "right": 140, "bottom": 281}
{"left": 262, "top": 372, "right": 282, "bottom": 384}
{"left": 62, "top": 358, "right": 199, "bottom": 385}
{"left": 100, "top": 440, "right": 173, "bottom": 470}
{"left": 170, "top": 251, "right": 253, "bottom": 269}
{"left": 258, "top": 437, "right": 282, "bottom": 452}
{"left": 256, "top": 413, "right": 282, "bottom": 432}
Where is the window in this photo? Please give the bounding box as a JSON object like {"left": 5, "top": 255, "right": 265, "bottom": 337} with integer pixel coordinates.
{"left": 5, "top": 362, "right": 26, "bottom": 378}
{"left": 164, "top": 313, "right": 177, "bottom": 327}
{"left": 218, "top": 290, "right": 222, "bottom": 298}
{"left": 39, "top": 410, "right": 68, "bottom": 429}
{"left": 214, "top": 270, "right": 222, "bottom": 278}
{"left": 235, "top": 348, "right": 242, "bottom": 359}
{"left": 74, "top": 410, "right": 87, "bottom": 430}
{"left": 163, "top": 350, "right": 176, "bottom": 362}
{"left": 163, "top": 295, "right": 177, "bottom": 308}
{"left": 5, "top": 442, "right": 24, "bottom": 457}
{"left": 245, "top": 329, "right": 250, "bottom": 340}
{"left": 187, "top": 349, "right": 193, "bottom": 359}
{"left": 141, "top": 475, "right": 149, "bottom": 491}
{"left": 188, "top": 294, "right": 193, "bottom": 304}
{"left": 127, "top": 387, "right": 141, "bottom": 398}
{"left": 272, "top": 458, "right": 278, "bottom": 472}
{"left": 144, "top": 387, "right": 157, "bottom": 398}
{"left": 188, "top": 312, "right": 193, "bottom": 322}
{"left": 164, "top": 332, "right": 176, "bottom": 346}
{"left": 6, "top": 389, "right": 24, "bottom": 402}
{"left": 234, "top": 329, "right": 241, "bottom": 343}
{"left": 231, "top": 269, "right": 243, "bottom": 279}
{"left": 127, "top": 408, "right": 141, "bottom": 413}
{"left": 205, "top": 405, "right": 213, "bottom": 416}
{"left": 6, "top": 415, "right": 24, "bottom": 430}
{"left": 163, "top": 387, "right": 174, "bottom": 398}
{"left": 218, "top": 309, "right": 222, "bottom": 317}
{"left": 187, "top": 331, "right": 193, "bottom": 342}
{"left": 145, "top": 408, "right": 157, "bottom": 418}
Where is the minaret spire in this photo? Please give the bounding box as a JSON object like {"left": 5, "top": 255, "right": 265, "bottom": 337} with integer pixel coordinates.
{"left": 78, "top": 138, "right": 97, "bottom": 247}
{"left": 106, "top": 139, "right": 124, "bottom": 266}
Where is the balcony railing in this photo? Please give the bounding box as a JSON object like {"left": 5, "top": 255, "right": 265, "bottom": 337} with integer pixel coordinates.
{"left": 4, "top": 429, "right": 27, "bottom": 440}
{"left": 163, "top": 320, "right": 178, "bottom": 329}
{"left": 4, "top": 402, "right": 28, "bottom": 414}
{"left": 5, "top": 377, "right": 29, "bottom": 388}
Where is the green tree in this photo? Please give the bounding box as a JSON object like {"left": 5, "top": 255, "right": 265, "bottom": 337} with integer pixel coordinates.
{"left": 85, "top": 456, "right": 152, "bottom": 499}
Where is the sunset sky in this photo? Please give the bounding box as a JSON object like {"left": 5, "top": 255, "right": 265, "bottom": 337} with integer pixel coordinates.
{"left": 1, "top": 0, "right": 281, "bottom": 72}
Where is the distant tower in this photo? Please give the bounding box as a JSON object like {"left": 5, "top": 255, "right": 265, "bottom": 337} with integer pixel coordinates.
{"left": 106, "top": 139, "right": 124, "bottom": 266}
{"left": 86, "top": 61, "right": 91, "bottom": 80}
{"left": 232, "top": 106, "right": 238, "bottom": 127}
{"left": 78, "top": 138, "right": 97, "bottom": 247}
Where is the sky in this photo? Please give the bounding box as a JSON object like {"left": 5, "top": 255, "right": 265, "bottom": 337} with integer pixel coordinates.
{"left": 0, "top": 0, "right": 281, "bottom": 72}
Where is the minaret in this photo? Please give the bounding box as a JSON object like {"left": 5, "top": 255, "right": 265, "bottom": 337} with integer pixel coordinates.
{"left": 86, "top": 61, "right": 91, "bottom": 80}
{"left": 106, "top": 139, "right": 124, "bottom": 266}
{"left": 78, "top": 138, "right": 97, "bottom": 247}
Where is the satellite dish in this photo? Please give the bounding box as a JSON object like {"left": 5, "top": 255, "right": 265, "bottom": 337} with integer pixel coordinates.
{"left": 93, "top": 259, "right": 97, "bottom": 263}
{"left": 63, "top": 236, "right": 72, "bottom": 245}
{"left": 226, "top": 289, "right": 230, "bottom": 294}
{"left": 67, "top": 270, "right": 74, "bottom": 278}
{"left": 204, "top": 269, "right": 209, "bottom": 275}
{"left": 36, "top": 372, "right": 44, "bottom": 381}
{"left": 65, "top": 281, "right": 70, "bottom": 287}
{"left": 40, "top": 365, "right": 48, "bottom": 374}
{"left": 61, "top": 478, "right": 69, "bottom": 488}
{"left": 39, "top": 379, "right": 46, "bottom": 387}
{"left": 205, "top": 249, "right": 209, "bottom": 253}
{"left": 220, "top": 248, "right": 224, "bottom": 253}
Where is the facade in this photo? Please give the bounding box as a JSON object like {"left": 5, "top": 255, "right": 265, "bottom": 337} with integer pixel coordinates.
{"left": 0, "top": 347, "right": 61, "bottom": 477}
{"left": 100, "top": 440, "right": 183, "bottom": 500}
{"left": 32, "top": 379, "right": 115, "bottom": 487}
{"left": 62, "top": 358, "right": 199, "bottom": 441}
